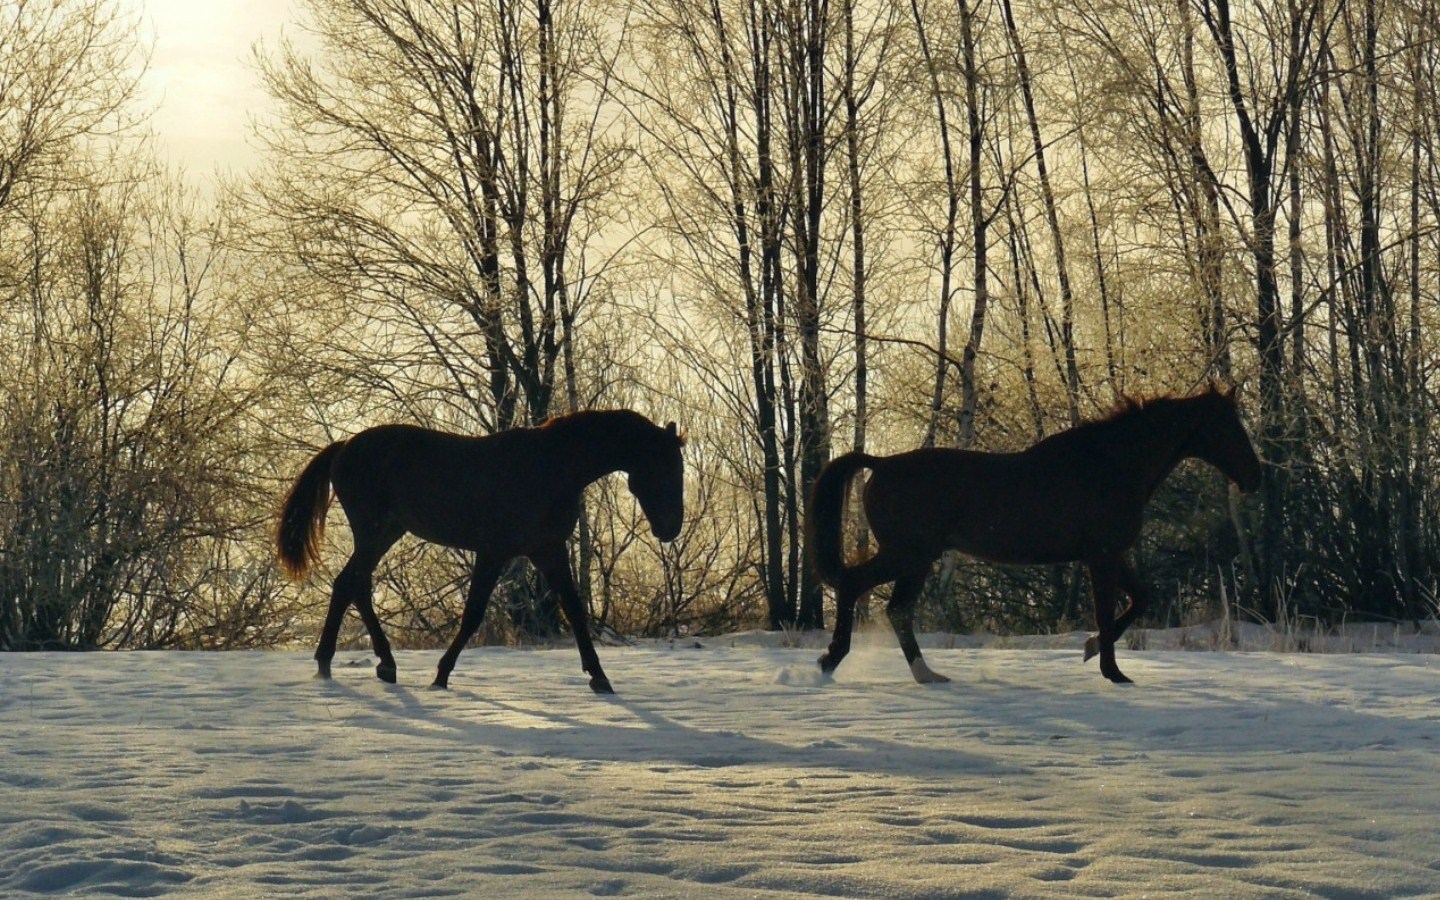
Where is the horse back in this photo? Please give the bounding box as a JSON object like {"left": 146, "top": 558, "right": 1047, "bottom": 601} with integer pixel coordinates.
{"left": 329, "top": 424, "right": 565, "bottom": 551}
{"left": 862, "top": 446, "right": 1145, "bottom": 565}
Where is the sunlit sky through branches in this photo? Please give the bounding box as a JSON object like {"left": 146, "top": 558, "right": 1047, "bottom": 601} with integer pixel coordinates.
{"left": 125, "top": 0, "right": 296, "bottom": 174}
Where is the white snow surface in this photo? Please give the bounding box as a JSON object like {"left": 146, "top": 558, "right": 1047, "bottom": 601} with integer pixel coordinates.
{"left": 4, "top": 627, "right": 1440, "bottom": 898}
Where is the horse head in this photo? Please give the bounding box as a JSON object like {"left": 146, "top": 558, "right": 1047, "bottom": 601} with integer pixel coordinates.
{"left": 1190, "top": 385, "right": 1262, "bottom": 493}
{"left": 628, "top": 420, "right": 685, "bottom": 542}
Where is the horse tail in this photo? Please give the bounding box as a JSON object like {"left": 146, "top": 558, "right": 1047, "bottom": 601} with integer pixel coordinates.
{"left": 807, "top": 451, "right": 880, "bottom": 587}
{"left": 276, "top": 441, "right": 345, "bottom": 580}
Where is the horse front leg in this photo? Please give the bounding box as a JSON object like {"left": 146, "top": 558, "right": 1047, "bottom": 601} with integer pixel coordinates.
{"left": 315, "top": 549, "right": 388, "bottom": 680}
{"left": 433, "top": 556, "right": 504, "bottom": 690}
{"left": 314, "top": 579, "right": 350, "bottom": 680}
{"left": 1083, "top": 560, "right": 1150, "bottom": 664}
{"left": 1111, "top": 561, "right": 1150, "bottom": 642}
{"left": 531, "top": 543, "right": 612, "bottom": 694}
{"left": 1084, "top": 558, "right": 1133, "bottom": 684}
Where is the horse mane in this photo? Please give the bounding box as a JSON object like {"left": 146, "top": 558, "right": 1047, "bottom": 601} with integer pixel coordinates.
{"left": 1069, "top": 391, "right": 1203, "bottom": 437}
{"left": 1096, "top": 392, "right": 1180, "bottom": 424}
{"left": 539, "top": 409, "right": 686, "bottom": 446}
{"left": 540, "top": 408, "right": 643, "bottom": 431}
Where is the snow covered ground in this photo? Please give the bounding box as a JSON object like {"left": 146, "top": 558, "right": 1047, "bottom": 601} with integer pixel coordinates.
{"left": 3, "top": 627, "right": 1439, "bottom": 898}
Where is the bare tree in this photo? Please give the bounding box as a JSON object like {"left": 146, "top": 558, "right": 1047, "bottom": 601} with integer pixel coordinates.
{"left": 1000, "top": 0, "right": 1080, "bottom": 427}
{"left": 0, "top": 0, "right": 141, "bottom": 213}
{"left": 256, "top": 0, "right": 631, "bottom": 635}
{"left": 1195, "top": 0, "right": 1331, "bottom": 603}
{"left": 625, "top": 0, "right": 863, "bottom": 629}
{"left": 908, "top": 0, "right": 960, "bottom": 448}
{"left": 0, "top": 160, "right": 285, "bottom": 649}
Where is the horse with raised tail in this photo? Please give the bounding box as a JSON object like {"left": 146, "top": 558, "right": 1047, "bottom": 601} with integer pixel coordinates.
{"left": 808, "top": 385, "right": 1261, "bottom": 685}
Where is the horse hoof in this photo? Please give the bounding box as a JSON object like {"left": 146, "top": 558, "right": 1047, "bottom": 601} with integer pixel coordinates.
{"left": 909, "top": 658, "right": 950, "bottom": 684}
{"left": 314, "top": 664, "right": 332, "bottom": 680}
{"left": 590, "top": 677, "right": 615, "bottom": 694}
{"left": 1104, "top": 671, "right": 1134, "bottom": 685}
{"left": 376, "top": 662, "right": 397, "bottom": 684}
{"left": 817, "top": 653, "right": 838, "bottom": 674}
{"left": 1082, "top": 636, "right": 1099, "bottom": 662}
{"left": 431, "top": 675, "right": 450, "bottom": 690}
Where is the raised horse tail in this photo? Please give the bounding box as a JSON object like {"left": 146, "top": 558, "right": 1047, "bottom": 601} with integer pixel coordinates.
{"left": 276, "top": 441, "right": 345, "bottom": 580}
{"left": 807, "top": 451, "right": 880, "bottom": 587}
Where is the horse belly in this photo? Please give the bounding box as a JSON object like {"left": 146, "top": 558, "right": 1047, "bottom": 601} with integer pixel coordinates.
{"left": 941, "top": 494, "right": 1091, "bottom": 566}
{"left": 394, "top": 479, "right": 532, "bottom": 554}
{"left": 404, "top": 493, "right": 578, "bottom": 557}
{"left": 404, "top": 519, "right": 501, "bottom": 554}
{"left": 947, "top": 527, "right": 1076, "bottom": 567}
{"left": 951, "top": 502, "right": 1141, "bottom": 566}
{"left": 869, "top": 447, "right": 1141, "bottom": 567}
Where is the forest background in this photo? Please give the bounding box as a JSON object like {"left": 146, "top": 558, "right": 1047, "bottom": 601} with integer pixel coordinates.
{"left": 3, "top": 0, "right": 1437, "bottom": 651}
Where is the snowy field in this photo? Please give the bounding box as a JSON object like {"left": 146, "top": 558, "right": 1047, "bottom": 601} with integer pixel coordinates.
{"left": 3, "top": 628, "right": 1439, "bottom": 898}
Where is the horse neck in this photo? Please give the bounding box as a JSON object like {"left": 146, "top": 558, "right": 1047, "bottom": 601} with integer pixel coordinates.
{"left": 546, "top": 412, "right": 648, "bottom": 487}
{"left": 1103, "top": 403, "right": 1202, "bottom": 497}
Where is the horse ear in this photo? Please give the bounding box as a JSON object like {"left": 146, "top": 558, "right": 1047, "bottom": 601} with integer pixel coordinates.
{"left": 666, "top": 421, "right": 677, "bottom": 436}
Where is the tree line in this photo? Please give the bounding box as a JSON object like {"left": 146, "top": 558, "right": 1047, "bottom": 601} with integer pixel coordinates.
{"left": 3, "top": 0, "right": 1437, "bottom": 650}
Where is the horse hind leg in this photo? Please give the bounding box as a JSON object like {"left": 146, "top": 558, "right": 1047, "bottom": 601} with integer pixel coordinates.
{"left": 818, "top": 579, "right": 864, "bottom": 677}
{"left": 818, "top": 553, "right": 905, "bottom": 677}
{"left": 314, "top": 577, "right": 351, "bottom": 679}
{"left": 886, "top": 571, "right": 949, "bottom": 684}
{"left": 314, "top": 526, "right": 402, "bottom": 683}
{"left": 315, "top": 554, "right": 386, "bottom": 680}
{"left": 352, "top": 582, "right": 398, "bottom": 684}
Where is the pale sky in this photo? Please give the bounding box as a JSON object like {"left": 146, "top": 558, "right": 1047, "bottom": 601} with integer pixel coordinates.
{"left": 128, "top": 0, "right": 299, "bottom": 174}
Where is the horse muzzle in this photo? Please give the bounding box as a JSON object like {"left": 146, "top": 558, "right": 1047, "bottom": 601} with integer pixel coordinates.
{"left": 652, "top": 518, "right": 683, "bottom": 543}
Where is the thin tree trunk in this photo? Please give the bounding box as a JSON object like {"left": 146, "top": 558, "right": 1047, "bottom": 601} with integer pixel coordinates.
{"left": 794, "top": 0, "right": 830, "bottom": 630}
{"left": 1183, "top": 0, "right": 1230, "bottom": 383}
{"left": 842, "top": 0, "right": 871, "bottom": 617}
{"left": 955, "top": 0, "right": 989, "bottom": 449}
{"left": 1403, "top": 19, "right": 1428, "bottom": 619}
{"left": 909, "top": 0, "right": 958, "bottom": 448}
{"left": 1002, "top": 0, "right": 1078, "bottom": 426}
{"left": 710, "top": 0, "right": 789, "bottom": 628}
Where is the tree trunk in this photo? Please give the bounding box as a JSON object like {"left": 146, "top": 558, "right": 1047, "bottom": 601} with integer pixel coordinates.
{"left": 955, "top": 0, "right": 989, "bottom": 449}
